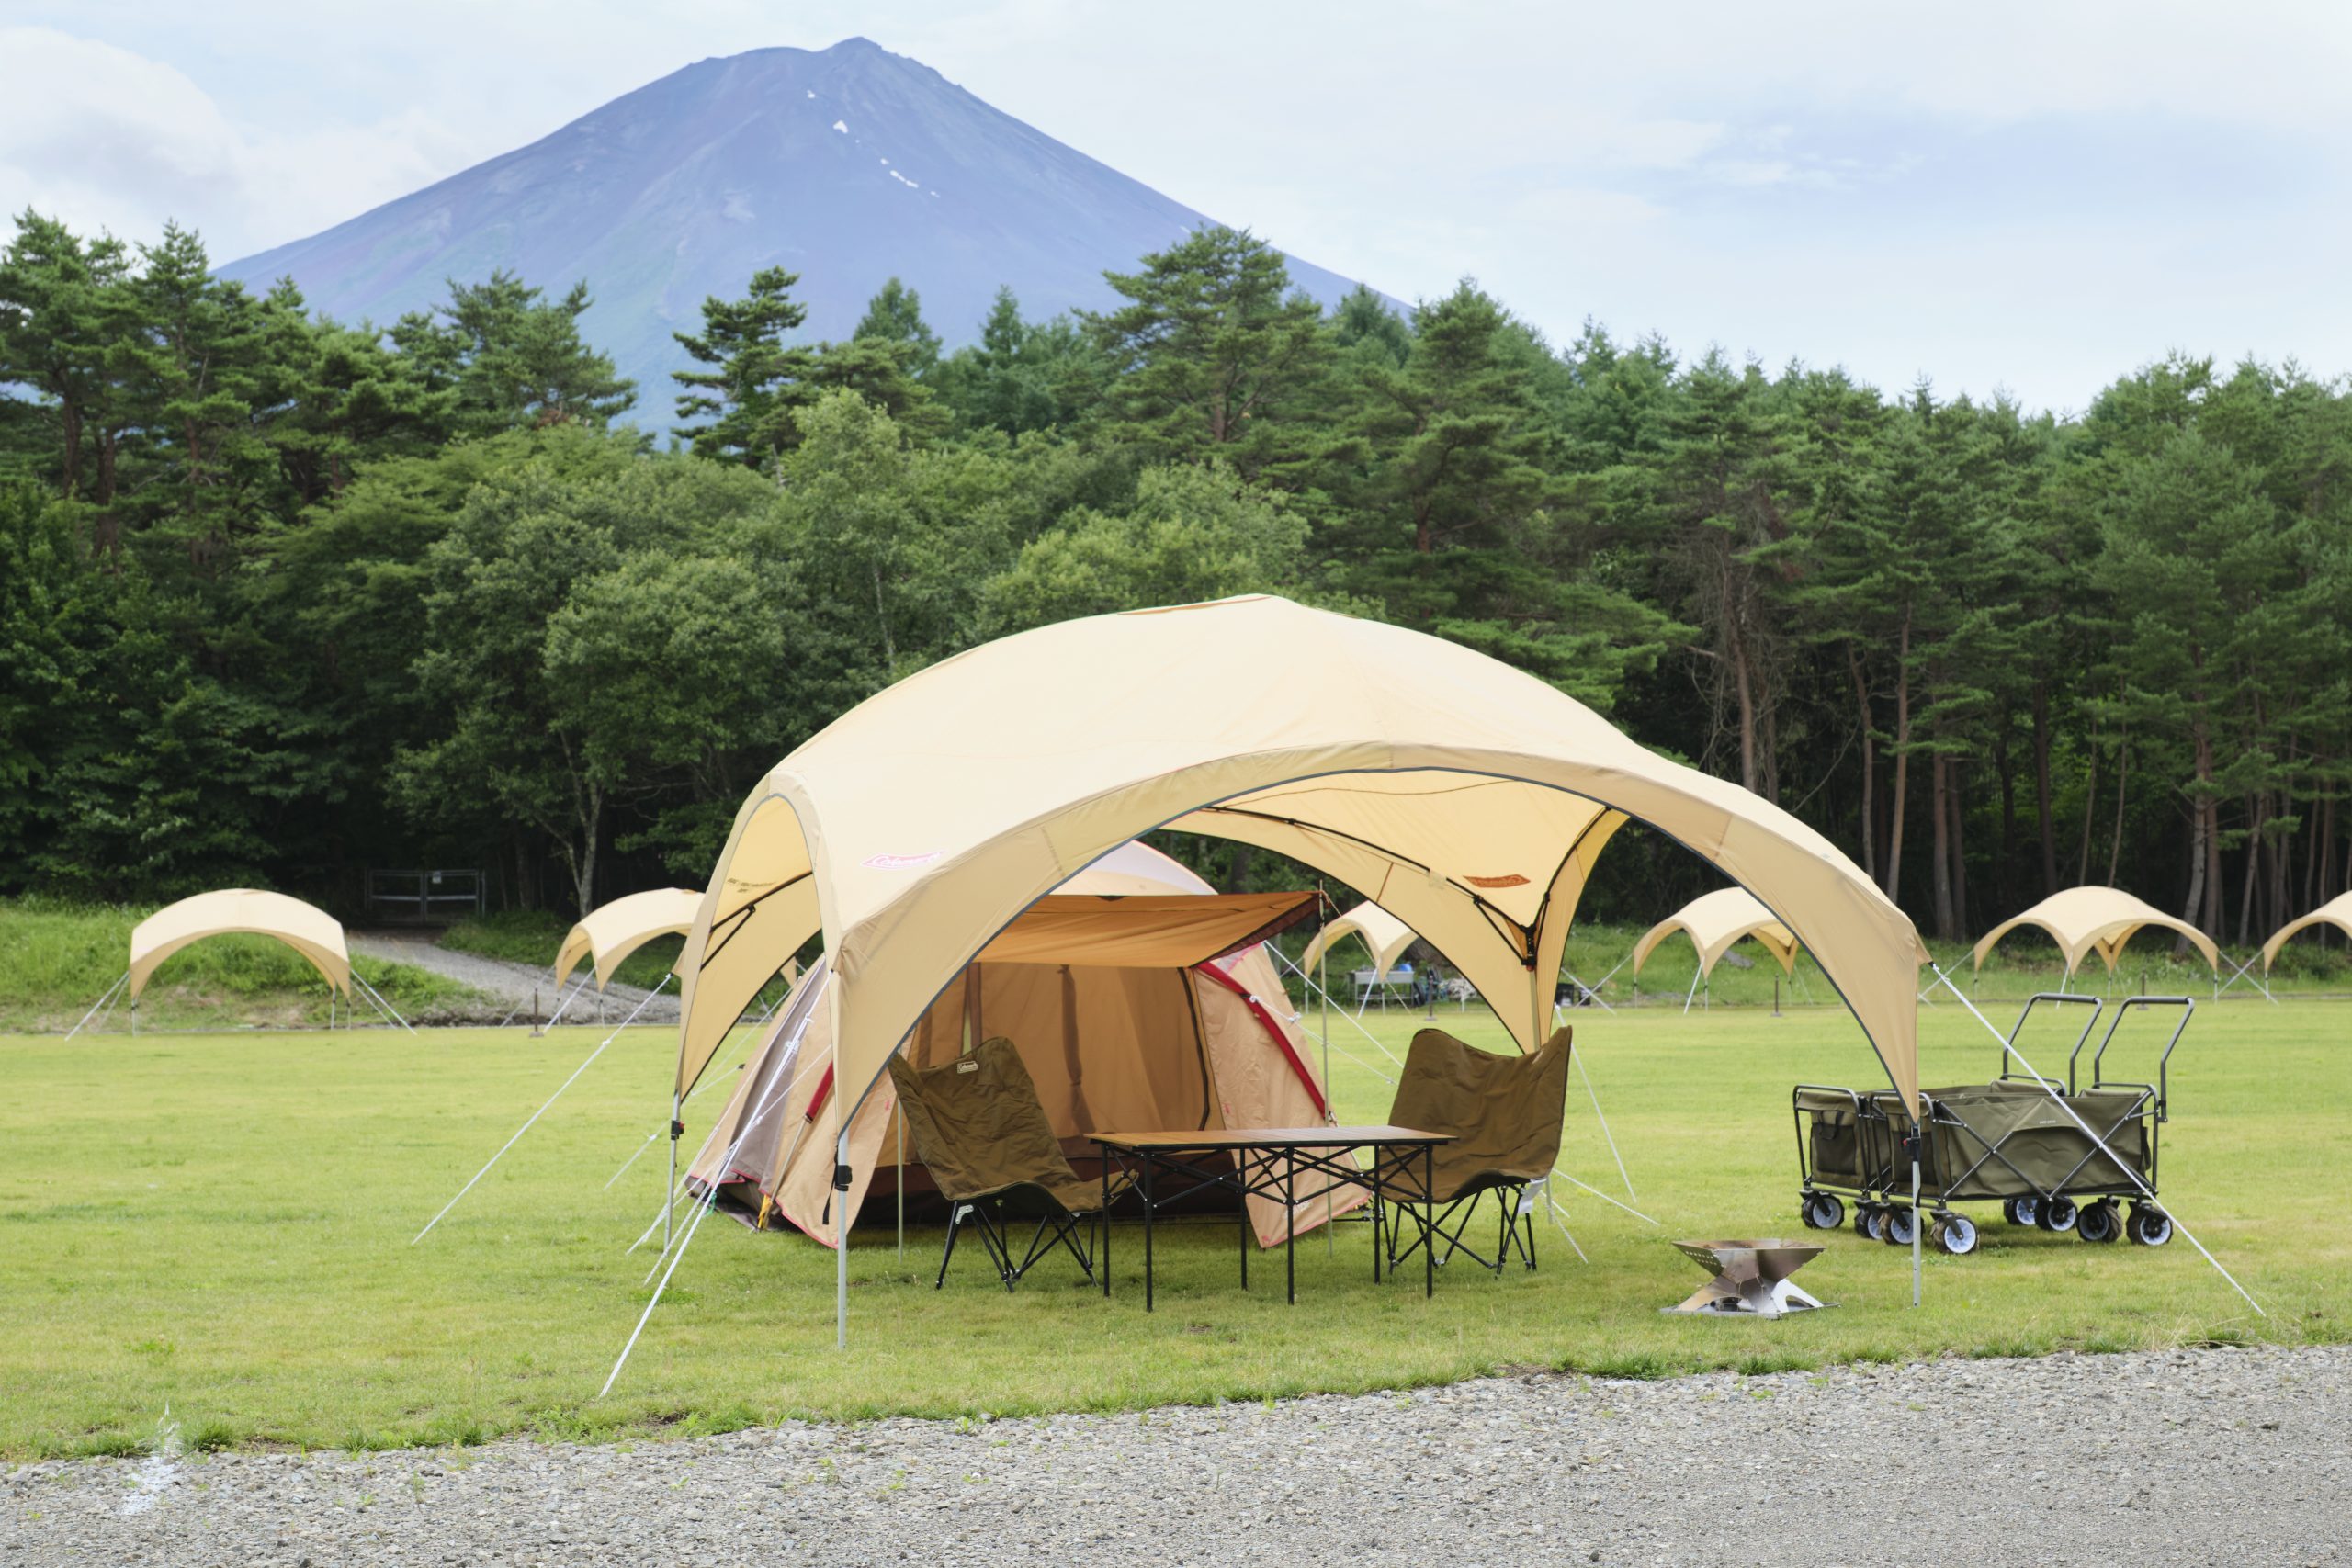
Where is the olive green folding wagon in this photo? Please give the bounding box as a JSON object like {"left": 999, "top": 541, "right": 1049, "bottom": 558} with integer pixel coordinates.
{"left": 1792, "top": 992, "right": 2190, "bottom": 1257}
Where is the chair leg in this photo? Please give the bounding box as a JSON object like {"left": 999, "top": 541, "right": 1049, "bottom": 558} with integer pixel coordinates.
{"left": 936, "top": 1203, "right": 969, "bottom": 1289}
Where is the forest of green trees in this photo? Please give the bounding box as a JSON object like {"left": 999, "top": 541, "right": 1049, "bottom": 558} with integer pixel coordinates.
{"left": 3, "top": 210, "right": 2347, "bottom": 950}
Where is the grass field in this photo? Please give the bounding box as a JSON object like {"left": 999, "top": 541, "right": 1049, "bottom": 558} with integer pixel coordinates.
{"left": 1, "top": 987, "right": 2344, "bottom": 1460}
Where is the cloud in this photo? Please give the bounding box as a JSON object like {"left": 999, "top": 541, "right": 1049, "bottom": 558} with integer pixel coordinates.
{"left": 0, "top": 26, "right": 466, "bottom": 259}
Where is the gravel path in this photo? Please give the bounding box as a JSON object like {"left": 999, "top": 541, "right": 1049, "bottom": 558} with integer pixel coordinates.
{"left": 349, "top": 931, "right": 681, "bottom": 1025}
{"left": 6, "top": 1345, "right": 2343, "bottom": 1565}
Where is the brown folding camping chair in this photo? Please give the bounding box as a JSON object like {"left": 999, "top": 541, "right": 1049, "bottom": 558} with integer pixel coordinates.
{"left": 888, "top": 1036, "right": 1119, "bottom": 1292}
{"left": 1376, "top": 1025, "right": 1572, "bottom": 1276}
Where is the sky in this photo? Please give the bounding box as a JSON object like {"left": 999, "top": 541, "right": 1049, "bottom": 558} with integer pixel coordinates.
{"left": 4, "top": 0, "right": 2348, "bottom": 415}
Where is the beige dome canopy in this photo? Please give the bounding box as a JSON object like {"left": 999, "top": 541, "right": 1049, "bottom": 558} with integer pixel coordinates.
{"left": 673, "top": 597, "right": 1929, "bottom": 1143}
{"left": 129, "top": 889, "right": 351, "bottom": 1000}
{"left": 2260, "top": 891, "right": 2352, "bottom": 972}
{"left": 555, "top": 888, "right": 706, "bottom": 991}
{"left": 1299, "top": 900, "right": 1419, "bottom": 981}
{"left": 1971, "top": 886, "right": 2221, "bottom": 976}
{"left": 1631, "top": 887, "right": 1803, "bottom": 981}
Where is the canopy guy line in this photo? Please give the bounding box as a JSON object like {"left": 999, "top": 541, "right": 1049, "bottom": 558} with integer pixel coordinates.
{"left": 1926, "top": 962, "right": 2264, "bottom": 1317}
{"left": 1554, "top": 1004, "right": 1638, "bottom": 1203}
{"left": 1269, "top": 946, "right": 1405, "bottom": 1069}
{"left": 2213, "top": 951, "right": 2277, "bottom": 1005}
{"left": 412, "top": 975, "right": 673, "bottom": 1244}
{"left": 350, "top": 969, "right": 413, "bottom": 1032}
{"left": 631, "top": 975, "right": 834, "bottom": 1268}
{"left": 604, "top": 1066, "right": 736, "bottom": 1190}
{"left": 66, "top": 972, "right": 129, "bottom": 1040}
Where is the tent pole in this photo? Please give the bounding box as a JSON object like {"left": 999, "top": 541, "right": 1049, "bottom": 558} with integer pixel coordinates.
{"left": 1927, "top": 963, "right": 2264, "bottom": 1316}
{"left": 1681, "top": 969, "right": 1702, "bottom": 1015}
{"left": 896, "top": 1097, "right": 905, "bottom": 1262}
{"left": 1910, "top": 1134, "right": 1922, "bottom": 1308}
{"left": 605, "top": 1049, "right": 816, "bottom": 1393}
{"left": 1319, "top": 888, "right": 1334, "bottom": 1258}
{"left": 663, "top": 1090, "right": 681, "bottom": 1254}
{"left": 835, "top": 1123, "right": 852, "bottom": 1350}
{"left": 67, "top": 972, "right": 129, "bottom": 1042}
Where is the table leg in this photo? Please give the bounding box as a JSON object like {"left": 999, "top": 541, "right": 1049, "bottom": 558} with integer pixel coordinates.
{"left": 1143, "top": 1153, "right": 1156, "bottom": 1314}
{"left": 1372, "top": 1174, "right": 1383, "bottom": 1284}
{"left": 1238, "top": 1149, "right": 1250, "bottom": 1292}
{"left": 1284, "top": 1146, "right": 1296, "bottom": 1305}
{"left": 1423, "top": 1144, "right": 1435, "bottom": 1300}
{"left": 1101, "top": 1152, "right": 1112, "bottom": 1299}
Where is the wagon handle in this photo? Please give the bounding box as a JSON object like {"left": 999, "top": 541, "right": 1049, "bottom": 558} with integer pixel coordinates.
{"left": 2004, "top": 992, "right": 2101, "bottom": 1093}
{"left": 2092, "top": 995, "right": 2194, "bottom": 1123}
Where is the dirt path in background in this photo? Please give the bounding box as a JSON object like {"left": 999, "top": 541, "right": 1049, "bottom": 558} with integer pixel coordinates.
{"left": 348, "top": 930, "right": 682, "bottom": 1025}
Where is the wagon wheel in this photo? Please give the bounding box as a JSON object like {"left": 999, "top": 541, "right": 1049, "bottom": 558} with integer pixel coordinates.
{"left": 2128, "top": 1206, "right": 2174, "bottom": 1247}
{"left": 2004, "top": 1195, "right": 2040, "bottom": 1228}
{"left": 1803, "top": 1191, "right": 1845, "bottom": 1231}
{"left": 2075, "top": 1201, "right": 2121, "bottom": 1244}
{"left": 2035, "top": 1195, "right": 2078, "bottom": 1234}
{"left": 1880, "top": 1206, "right": 1917, "bottom": 1247}
{"left": 1855, "top": 1204, "right": 1884, "bottom": 1241}
{"left": 1929, "top": 1213, "right": 1978, "bottom": 1256}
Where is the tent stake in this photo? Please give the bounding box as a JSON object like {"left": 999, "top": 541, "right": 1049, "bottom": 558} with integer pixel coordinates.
{"left": 1926, "top": 963, "right": 2264, "bottom": 1316}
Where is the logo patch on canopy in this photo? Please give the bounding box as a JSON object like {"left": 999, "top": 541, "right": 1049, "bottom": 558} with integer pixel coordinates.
{"left": 863, "top": 851, "right": 944, "bottom": 871}
{"left": 1464, "top": 874, "right": 1531, "bottom": 889}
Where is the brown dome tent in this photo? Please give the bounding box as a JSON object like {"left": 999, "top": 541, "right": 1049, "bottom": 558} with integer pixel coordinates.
{"left": 685, "top": 876, "right": 1361, "bottom": 1249}
{"left": 657, "top": 597, "right": 1928, "bottom": 1347}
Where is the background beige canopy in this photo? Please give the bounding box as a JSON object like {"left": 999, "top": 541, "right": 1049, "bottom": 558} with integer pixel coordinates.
{"left": 556, "top": 888, "right": 705, "bottom": 990}
{"left": 1631, "top": 887, "right": 1802, "bottom": 980}
{"left": 674, "top": 597, "right": 1928, "bottom": 1145}
{"left": 2261, "top": 891, "right": 2352, "bottom": 971}
{"left": 1971, "top": 886, "right": 2221, "bottom": 976}
{"left": 1299, "top": 900, "right": 1418, "bottom": 981}
{"left": 129, "top": 889, "right": 350, "bottom": 1000}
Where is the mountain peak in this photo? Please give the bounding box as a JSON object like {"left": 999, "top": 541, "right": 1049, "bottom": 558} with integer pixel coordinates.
{"left": 220, "top": 42, "right": 1374, "bottom": 422}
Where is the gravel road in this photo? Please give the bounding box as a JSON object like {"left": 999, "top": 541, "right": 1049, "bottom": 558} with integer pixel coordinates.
{"left": 6, "top": 1344, "right": 2343, "bottom": 1565}
{"left": 349, "top": 931, "right": 681, "bottom": 1025}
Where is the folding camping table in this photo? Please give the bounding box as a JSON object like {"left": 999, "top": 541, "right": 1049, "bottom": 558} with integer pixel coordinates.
{"left": 1091, "top": 1127, "right": 1454, "bottom": 1310}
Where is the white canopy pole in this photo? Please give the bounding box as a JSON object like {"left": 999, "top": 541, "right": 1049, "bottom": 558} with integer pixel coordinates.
{"left": 1681, "top": 968, "right": 1702, "bottom": 1015}
{"left": 413, "top": 974, "right": 670, "bottom": 1244}
{"left": 1926, "top": 963, "right": 2264, "bottom": 1316}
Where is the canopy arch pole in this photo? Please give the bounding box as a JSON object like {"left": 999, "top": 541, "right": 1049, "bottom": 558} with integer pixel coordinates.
{"left": 694, "top": 758, "right": 1923, "bottom": 1184}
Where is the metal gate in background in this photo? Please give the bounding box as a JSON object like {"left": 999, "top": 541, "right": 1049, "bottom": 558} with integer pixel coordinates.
{"left": 365, "top": 869, "right": 487, "bottom": 925}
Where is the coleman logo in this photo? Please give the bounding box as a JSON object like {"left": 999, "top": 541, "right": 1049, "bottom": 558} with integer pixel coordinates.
{"left": 862, "top": 851, "right": 944, "bottom": 870}
{"left": 1463, "top": 873, "right": 1531, "bottom": 889}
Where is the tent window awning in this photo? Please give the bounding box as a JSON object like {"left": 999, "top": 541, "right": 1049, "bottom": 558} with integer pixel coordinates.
{"left": 971, "top": 892, "right": 1319, "bottom": 969}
